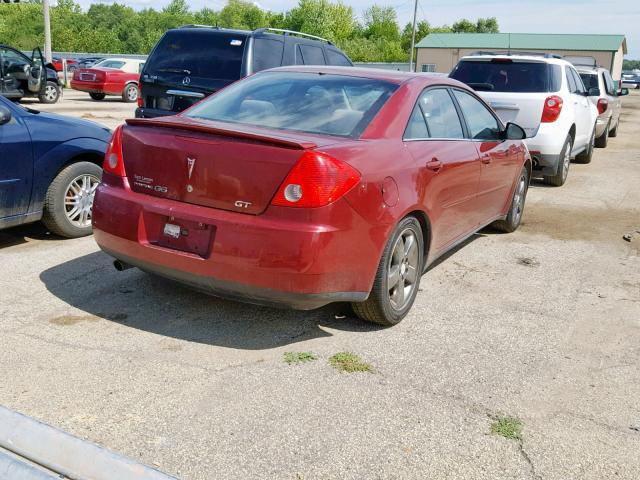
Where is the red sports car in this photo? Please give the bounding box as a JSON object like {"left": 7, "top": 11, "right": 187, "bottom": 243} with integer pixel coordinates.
{"left": 92, "top": 67, "right": 530, "bottom": 325}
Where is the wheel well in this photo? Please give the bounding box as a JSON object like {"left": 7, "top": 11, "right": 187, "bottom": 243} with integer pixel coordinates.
{"left": 58, "top": 152, "right": 104, "bottom": 176}
{"left": 124, "top": 81, "right": 138, "bottom": 87}
{"left": 524, "top": 158, "right": 532, "bottom": 179}
{"left": 405, "top": 210, "right": 431, "bottom": 261}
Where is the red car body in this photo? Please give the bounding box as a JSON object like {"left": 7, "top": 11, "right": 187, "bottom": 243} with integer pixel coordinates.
{"left": 51, "top": 57, "right": 78, "bottom": 72}
{"left": 71, "top": 66, "right": 139, "bottom": 97}
{"left": 92, "top": 67, "right": 530, "bottom": 315}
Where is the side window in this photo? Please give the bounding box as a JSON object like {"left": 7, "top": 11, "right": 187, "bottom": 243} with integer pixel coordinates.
{"left": 404, "top": 105, "right": 430, "bottom": 139}
{"left": 453, "top": 89, "right": 501, "bottom": 141}
{"left": 549, "top": 64, "right": 562, "bottom": 92}
{"left": 298, "top": 44, "right": 326, "bottom": 65}
{"left": 570, "top": 68, "right": 586, "bottom": 94}
{"left": 406, "top": 88, "right": 464, "bottom": 140}
{"left": 565, "top": 66, "right": 577, "bottom": 93}
{"left": 326, "top": 49, "right": 351, "bottom": 66}
{"left": 1, "top": 48, "right": 29, "bottom": 72}
{"left": 252, "top": 38, "right": 284, "bottom": 72}
{"left": 603, "top": 71, "right": 615, "bottom": 96}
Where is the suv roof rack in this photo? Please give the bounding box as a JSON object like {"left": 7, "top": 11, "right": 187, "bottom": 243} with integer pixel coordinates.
{"left": 469, "top": 51, "right": 562, "bottom": 59}
{"left": 254, "top": 28, "right": 333, "bottom": 45}
{"left": 179, "top": 24, "right": 222, "bottom": 29}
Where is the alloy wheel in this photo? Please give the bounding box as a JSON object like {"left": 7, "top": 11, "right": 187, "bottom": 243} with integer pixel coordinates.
{"left": 561, "top": 144, "right": 571, "bottom": 182}
{"left": 512, "top": 173, "right": 527, "bottom": 224}
{"left": 64, "top": 174, "right": 100, "bottom": 227}
{"left": 127, "top": 86, "right": 138, "bottom": 102}
{"left": 387, "top": 228, "right": 419, "bottom": 310}
{"left": 44, "top": 85, "right": 58, "bottom": 102}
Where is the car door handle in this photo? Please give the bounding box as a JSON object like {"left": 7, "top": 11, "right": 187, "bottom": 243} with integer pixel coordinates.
{"left": 426, "top": 158, "right": 442, "bottom": 171}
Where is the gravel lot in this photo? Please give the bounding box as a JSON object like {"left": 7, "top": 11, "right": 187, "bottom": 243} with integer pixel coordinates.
{"left": 1, "top": 88, "right": 639, "bottom": 480}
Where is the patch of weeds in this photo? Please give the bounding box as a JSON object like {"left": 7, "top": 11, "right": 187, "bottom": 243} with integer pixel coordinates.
{"left": 490, "top": 415, "right": 523, "bottom": 440}
{"left": 329, "top": 352, "right": 372, "bottom": 373}
{"left": 283, "top": 351, "right": 317, "bottom": 365}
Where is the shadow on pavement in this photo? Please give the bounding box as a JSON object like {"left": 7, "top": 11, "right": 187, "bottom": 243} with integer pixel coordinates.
{"left": 40, "top": 251, "right": 381, "bottom": 350}
{"left": 0, "top": 223, "right": 60, "bottom": 249}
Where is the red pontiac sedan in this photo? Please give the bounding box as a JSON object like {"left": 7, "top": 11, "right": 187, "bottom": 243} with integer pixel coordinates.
{"left": 92, "top": 67, "right": 531, "bottom": 325}
{"left": 71, "top": 58, "right": 145, "bottom": 103}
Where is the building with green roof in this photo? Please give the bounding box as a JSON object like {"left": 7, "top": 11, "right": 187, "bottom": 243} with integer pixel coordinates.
{"left": 415, "top": 33, "right": 628, "bottom": 80}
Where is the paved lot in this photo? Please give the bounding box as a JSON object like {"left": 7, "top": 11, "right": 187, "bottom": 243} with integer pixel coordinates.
{"left": 1, "top": 89, "right": 639, "bottom": 479}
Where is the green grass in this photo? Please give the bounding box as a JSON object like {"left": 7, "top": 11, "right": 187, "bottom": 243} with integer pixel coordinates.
{"left": 283, "top": 351, "right": 318, "bottom": 365}
{"left": 490, "top": 415, "right": 523, "bottom": 440}
{"left": 328, "top": 352, "right": 373, "bottom": 373}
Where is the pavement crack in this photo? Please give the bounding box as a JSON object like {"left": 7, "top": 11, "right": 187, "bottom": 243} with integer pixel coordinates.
{"left": 517, "top": 440, "right": 543, "bottom": 480}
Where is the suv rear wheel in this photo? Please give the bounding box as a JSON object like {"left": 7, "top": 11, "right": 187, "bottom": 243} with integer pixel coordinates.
{"left": 544, "top": 135, "right": 572, "bottom": 187}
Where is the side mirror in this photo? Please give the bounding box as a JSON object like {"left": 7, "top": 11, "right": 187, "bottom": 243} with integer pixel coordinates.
{"left": 618, "top": 88, "right": 629, "bottom": 96}
{"left": 504, "top": 122, "right": 526, "bottom": 140}
{"left": 587, "top": 87, "right": 600, "bottom": 97}
{"left": 0, "top": 105, "right": 12, "bottom": 126}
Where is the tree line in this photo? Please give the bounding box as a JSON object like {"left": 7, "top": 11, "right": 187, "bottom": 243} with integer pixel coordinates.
{"left": 0, "top": 0, "right": 499, "bottom": 62}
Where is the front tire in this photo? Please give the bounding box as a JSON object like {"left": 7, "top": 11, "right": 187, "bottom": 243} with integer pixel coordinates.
{"left": 89, "top": 92, "right": 106, "bottom": 101}
{"left": 351, "top": 216, "right": 424, "bottom": 326}
{"left": 594, "top": 120, "right": 609, "bottom": 148}
{"left": 38, "top": 81, "right": 60, "bottom": 104}
{"left": 122, "top": 83, "right": 138, "bottom": 103}
{"left": 492, "top": 166, "right": 529, "bottom": 233}
{"left": 543, "top": 135, "right": 572, "bottom": 187}
{"left": 42, "top": 162, "right": 102, "bottom": 238}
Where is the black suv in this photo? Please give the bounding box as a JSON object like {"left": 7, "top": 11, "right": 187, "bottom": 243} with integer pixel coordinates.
{"left": 0, "top": 46, "right": 62, "bottom": 104}
{"left": 136, "top": 26, "right": 353, "bottom": 118}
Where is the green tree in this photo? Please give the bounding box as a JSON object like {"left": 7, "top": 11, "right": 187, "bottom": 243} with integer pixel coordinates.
{"left": 219, "top": 0, "right": 266, "bottom": 30}
{"left": 285, "top": 0, "right": 354, "bottom": 42}
{"left": 363, "top": 5, "right": 399, "bottom": 41}
{"left": 400, "top": 20, "right": 429, "bottom": 53}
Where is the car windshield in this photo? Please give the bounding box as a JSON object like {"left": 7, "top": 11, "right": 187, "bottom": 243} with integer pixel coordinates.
{"left": 184, "top": 72, "right": 398, "bottom": 138}
{"left": 451, "top": 60, "right": 559, "bottom": 93}
{"left": 144, "top": 30, "right": 247, "bottom": 80}
{"left": 579, "top": 73, "right": 599, "bottom": 90}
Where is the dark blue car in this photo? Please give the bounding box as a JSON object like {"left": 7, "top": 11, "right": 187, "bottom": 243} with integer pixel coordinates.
{"left": 0, "top": 95, "right": 111, "bottom": 238}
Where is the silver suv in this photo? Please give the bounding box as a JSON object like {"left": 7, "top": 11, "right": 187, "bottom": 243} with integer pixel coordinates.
{"left": 569, "top": 57, "right": 628, "bottom": 148}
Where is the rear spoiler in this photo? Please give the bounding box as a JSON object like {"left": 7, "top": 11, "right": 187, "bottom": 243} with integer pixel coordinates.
{"left": 126, "top": 117, "right": 317, "bottom": 150}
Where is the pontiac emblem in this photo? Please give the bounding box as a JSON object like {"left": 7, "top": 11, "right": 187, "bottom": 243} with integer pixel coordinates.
{"left": 187, "top": 157, "right": 196, "bottom": 179}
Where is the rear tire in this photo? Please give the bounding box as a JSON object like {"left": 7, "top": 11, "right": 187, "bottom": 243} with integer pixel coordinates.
{"left": 491, "top": 166, "right": 529, "bottom": 233}
{"left": 38, "top": 81, "right": 60, "bottom": 104}
{"left": 42, "top": 162, "right": 102, "bottom": 238}
{"left": 575, "top": 126, "right": 595, "bottom": 164}
{"left": 609, "top": 120, "right": 618, "bottom": 137}
{"left": 543, "top": 135, "right": 572, "bottom": 187}
{"left": 89, "top": 92, "right": 106, "bottom": 101}
{"left": 351, "top": 216, "right": 424, "bottom": 326}
{"left": 122, "top": 83, "right": 138, "bottom": 103}
{"left": 594, "top": 121, "right": 609, "bottom": 148}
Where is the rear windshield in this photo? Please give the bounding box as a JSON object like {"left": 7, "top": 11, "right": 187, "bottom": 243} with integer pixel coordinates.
{"left": 184, "top": 72, "right": 398, "bottom": 138}
{"left": 144, "top": 30, "right": 246, "bottom": 80}
{"left": 579, "top": 73, "right": 599, "bottom": 90}
{"left": 451, "top": 60, "right": 561, "bottom": 93}
{"left": 95, "top": 60, "right": 125, "bottom": 69}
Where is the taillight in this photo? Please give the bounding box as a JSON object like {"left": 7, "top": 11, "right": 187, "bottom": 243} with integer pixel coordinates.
{"left": 103, "top": 125, "right": 126, "bottom": 177}
{"left": 541, "top": 95, "right": 563, "bottom": 123}
{"left": 271, "top": 151, "right": 360, "bottom": 208}
{"left": 597, "top": 98, "right": 608, "bottom": 115}
{"left": 137, "top": 94, "right": 144, "bottom": 108}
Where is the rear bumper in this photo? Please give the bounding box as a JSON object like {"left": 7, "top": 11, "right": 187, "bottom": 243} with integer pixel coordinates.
{"left": 92, "top": 180, "right": 381, "bottom": 310}
{"left": 70, "top": 80, "right": 118, "bottom": 95}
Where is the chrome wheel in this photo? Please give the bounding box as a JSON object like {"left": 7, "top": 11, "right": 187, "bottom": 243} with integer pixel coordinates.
{"left": 561, "top": 143, "right": 571, "bottom": 182}
{"left": 64, "top": 174, "right": 99, "bottom": 227}
{"left": 387, "top": 228, "right": 419, "bottom": 310}
{"left": 44, "top": 84, "right": 58, "bottom": 102}
{"left": 512, "top": 173, "right": 527, "bottom": 224}
{"left": 126, "top": 85, "right": 138, "bottom": 102}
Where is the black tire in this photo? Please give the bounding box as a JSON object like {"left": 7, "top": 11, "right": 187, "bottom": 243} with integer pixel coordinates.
{"left": 351, "top": 216, "right": 424, "bottom": 326}
{"left": 594, "top": 120, "right": 609, "bottom": 148}
{"left": 575, "top": 126, "right": 595, "bottom": 164}
{"left": 42, "top": 162, "right": 102, "bottom": 238}
{"left": 90, "top": 92, "right": 106, "bottom": 101}
{"left": 492, "top": 166, "right": 529, "bottom": 233}
{"left": 609, "top": 120, "right": 618, "bottom": 137}
{"left": 122, "top": 83, "right": 138, "bottom": 103}
{"left": 38, "top": 81, "right": 60, "bottom": 104}
{"left": 543, "top": 135, "right": 572, "bottom": 187}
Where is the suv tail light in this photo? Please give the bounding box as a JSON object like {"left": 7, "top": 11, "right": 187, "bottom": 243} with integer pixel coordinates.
{"left": 271, "top": 151, "right": 360, "bottom": 208}
{"left": 541, "top": 95, "right": 563, "bottom": 123}
{"left": 597, "top": 98, "right": 608, "bottom": 114}
{"left": 103, "top": 125, "right": 126, "bottom": 177}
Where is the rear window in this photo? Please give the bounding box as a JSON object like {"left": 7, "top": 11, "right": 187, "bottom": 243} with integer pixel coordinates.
{"left": 184, "top": 71, "right": 398, "bottom": 138}
{"left": 451, "top": 60, "right": 561, "bottom": 93}
{"left": 95, "top": 60, "right": 125, "bottom": 69}
{"left": 252, "top": 38, "right": 284, "bottom": 72}
{"left": 145, "top": 30, "right": 246, "bottom": 80}
{"left": 579, "top": 73, "right": 599, "bottom": 90}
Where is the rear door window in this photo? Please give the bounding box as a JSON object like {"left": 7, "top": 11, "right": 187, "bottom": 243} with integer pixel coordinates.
{"left": 452, "top": 89, "right": 501, "bottom": 140}
{"left": 297, "top": 44, "right": 326, "bottom": 65}
{"left": 145, "top": 30, "right": 246, "bottom": 80}
{"left": 450, "top": 60, "right": 553, "bottom": 92}
{"left": 579, "top": 73, "right": 599, "bottom": 91}
{"left": 566, "top": 67, "right": 578, "bottom": 93}
{"left": 326, "top": 49, "right": 352, "bottom": 66}
{"left": 95, "top": 60, "right": 125, "bottom": 69}
{"left": 570, "top": 68, "right": 586, "bottom": 94}
{"left": 252, "top": 38, "right": 284, "bottom": 72}
{"left": 405, "top": 88, "right": 464, "bottom": 140}
{"left": 603, "top": 70, "right": 616, "bottom": 95}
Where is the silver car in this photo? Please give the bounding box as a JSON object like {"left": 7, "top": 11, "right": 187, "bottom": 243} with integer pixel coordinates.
{"left": 573, "top": 60, "right": 627, "bottom": 148}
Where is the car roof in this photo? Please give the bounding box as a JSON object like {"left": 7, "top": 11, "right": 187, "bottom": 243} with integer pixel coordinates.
{"left": 459, "top": 54, "right": 570, "bottom": 66}
{"left": 263, "top": 65, "right": 465, "bottom": 87}
{"left": 575, "top": 65, "right": 606, "bottom": 74}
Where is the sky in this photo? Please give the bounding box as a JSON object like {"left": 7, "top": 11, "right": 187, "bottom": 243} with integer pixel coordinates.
{"left": 80, "top": 0, "right": 639, "bottom": 58}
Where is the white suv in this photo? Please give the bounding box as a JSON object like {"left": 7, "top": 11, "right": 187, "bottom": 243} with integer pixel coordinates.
{"left": 450, "top": 54, "right": 599, "bottom": 186}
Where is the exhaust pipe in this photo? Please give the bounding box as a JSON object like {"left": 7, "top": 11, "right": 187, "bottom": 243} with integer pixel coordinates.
{"left": 113, "top": 260, "right": 133, "bottom": 271}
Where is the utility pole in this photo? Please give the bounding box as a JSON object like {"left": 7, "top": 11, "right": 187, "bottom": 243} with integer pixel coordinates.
{"left": 409, "top": 0, "right": 418, "bottom": 72}
{"left": 43, "top": 0, "right": 52, "bottom": 62}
